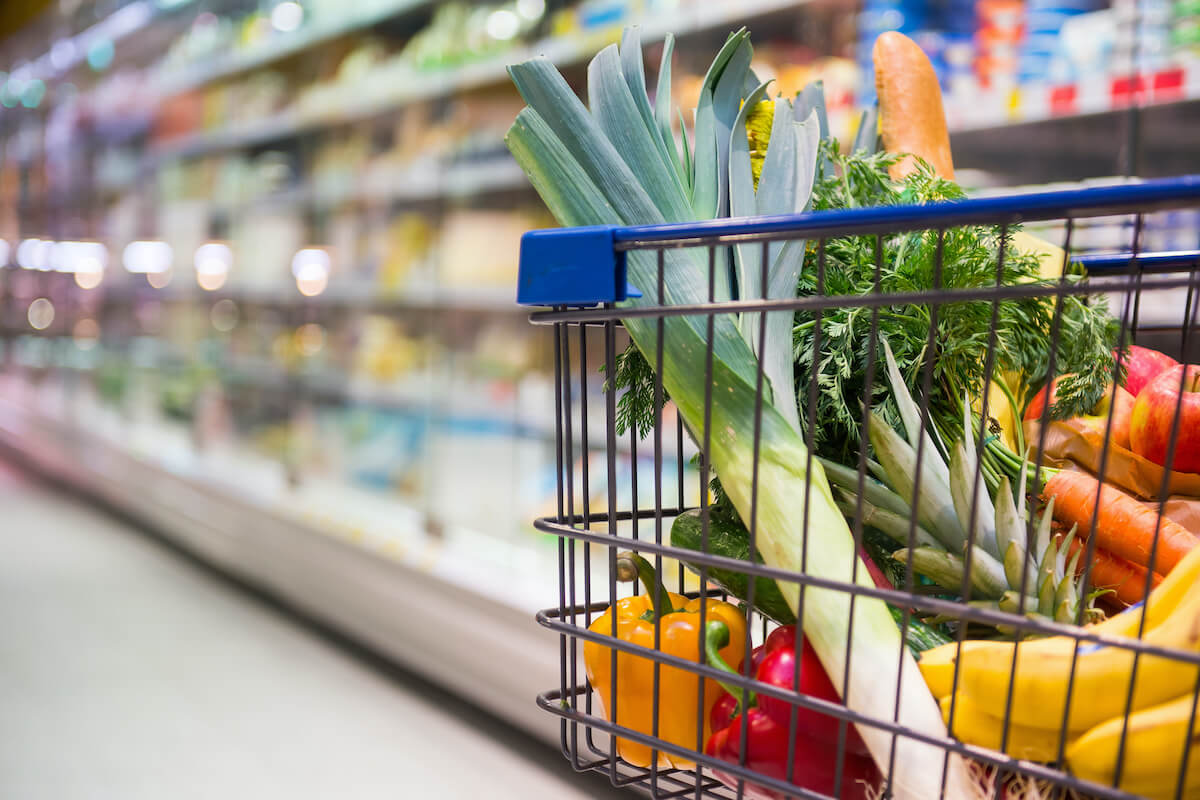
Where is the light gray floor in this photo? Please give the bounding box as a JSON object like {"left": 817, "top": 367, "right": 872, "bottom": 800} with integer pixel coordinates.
{"left": 0, "top": 462, "right": 618, "bottom": 800}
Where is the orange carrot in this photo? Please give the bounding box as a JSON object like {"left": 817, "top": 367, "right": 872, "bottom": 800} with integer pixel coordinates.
{"left": 1056, "top": 532, "right": 1163, "bottom": 607}
{"left": 1043, "top": 471, "right": 1200, "bottom": 575}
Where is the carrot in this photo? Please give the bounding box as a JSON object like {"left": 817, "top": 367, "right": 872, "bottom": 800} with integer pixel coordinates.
{"left": 1043, "top": 470, "right": 1200, "bottom": 575}
{"left": 1056, "top": 532, "right": 1163, "bottom": 608}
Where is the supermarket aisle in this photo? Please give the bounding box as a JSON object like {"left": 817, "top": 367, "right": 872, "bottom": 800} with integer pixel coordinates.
{"left": 0, "top": 462, "right": 616, "bottom": 800}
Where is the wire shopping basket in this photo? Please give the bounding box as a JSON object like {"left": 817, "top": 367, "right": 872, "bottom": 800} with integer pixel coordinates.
{"left": 519, "top": 176, "right": 1200, "bottom": 800}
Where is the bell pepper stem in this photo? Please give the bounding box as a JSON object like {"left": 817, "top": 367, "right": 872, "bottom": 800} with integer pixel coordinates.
{"left": 705, "top": 620, "right": 755, "bottom": 710}
{"left": 616, "top": 551, "right": 676, "bottom": 620}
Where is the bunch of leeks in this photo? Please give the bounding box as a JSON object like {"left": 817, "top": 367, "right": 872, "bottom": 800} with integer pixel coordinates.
{"left": 505, "top": 28, "right": 972, "bottom": 797}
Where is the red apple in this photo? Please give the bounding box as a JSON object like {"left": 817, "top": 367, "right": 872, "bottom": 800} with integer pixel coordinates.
{"left": 1129, "top": 365, "right": 1200, "bottom": 472}
{"left": 1120, "top": 345, "right": 1178, "bottom": 397}
{"left": 1024, "top": 376, "right": 1067, "bottom": 422}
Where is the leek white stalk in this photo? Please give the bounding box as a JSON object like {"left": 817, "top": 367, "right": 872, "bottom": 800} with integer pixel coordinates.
{"left": 505, "top": 29, "right": 970, "bottom": 797}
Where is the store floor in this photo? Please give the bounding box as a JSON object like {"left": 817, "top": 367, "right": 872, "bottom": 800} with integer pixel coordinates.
{"left": 0, "top": 461, "right": 625, "bottom": 800}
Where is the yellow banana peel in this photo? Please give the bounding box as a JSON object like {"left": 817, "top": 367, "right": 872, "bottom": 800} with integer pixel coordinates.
{"left": 1068, "top": 692, "right": 1200, "bottom": 797}
{"left": 941, "top": 692, "right": 1079, "bottom": 763}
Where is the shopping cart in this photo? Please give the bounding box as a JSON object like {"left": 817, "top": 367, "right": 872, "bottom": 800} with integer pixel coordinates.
{"left": 518, "top": 176, "right": 1200, "bottom": 800}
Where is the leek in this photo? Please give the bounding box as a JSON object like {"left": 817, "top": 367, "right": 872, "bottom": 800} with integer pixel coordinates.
{"left": 505, "top": 29, "right": 971, "bottom": 797}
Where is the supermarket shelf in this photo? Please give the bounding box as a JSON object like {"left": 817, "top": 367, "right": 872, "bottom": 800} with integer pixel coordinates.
{"left": 215, "top": 156, "right": 531, "bottom": 213}
{"left": 952, "top": 98, "right": 1200, "bottom": 185}
{"left": 0, "top": 394, "right": 569, "bottom": 745}
{"left": 102, "top": 279, "right": 521, "bottom": 312}
{"left": 26, "top": 352, "right": 632, "bottom": 456}
{"left": 153, "top": 0, "right": 435, "bottom": 98}
{"left": 146, "top": 0, "right": 805, "bottom": 164}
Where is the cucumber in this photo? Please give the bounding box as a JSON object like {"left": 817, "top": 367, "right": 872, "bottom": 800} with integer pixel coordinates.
{"left": 669, "top": 508, "right": 797, "bottom": 625}
{"left": 670, "top": 507, "right": 953, "bottom": 653}
{"left": 888, "top": 606, "right": 952, "bottom": 652}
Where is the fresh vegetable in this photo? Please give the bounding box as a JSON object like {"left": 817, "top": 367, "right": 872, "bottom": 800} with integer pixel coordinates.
{"left": 827, "top": 341, "right": 1102, "bottom": 625}
{"left": 1130, "top": 364, "right": 1200, "bottom": 472}
{"left": 670, "top": 505, "right": 952, "bottom": 652}
{"left": 704, "top": 623, "right": 880, "bottom": 799}
{"left": 583, "top": 552, "right": 747, "bottom": 768}
{"left": 506, "top": 29, "right": 968, "bottom": 796}
{"left": 669, "top": 507, "right": 798, "bottom": 625}
{"left": 1043, "top": 470, "right": 1199, "bottom": 576}
{"left": 795, "top": 143, "right": 1118, "bottom": 474}
{"left": 1056, "top": 528, "right": 1163, "bottom": 608}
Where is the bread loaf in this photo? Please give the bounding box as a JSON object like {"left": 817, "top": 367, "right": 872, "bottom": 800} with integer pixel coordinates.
{"left": 873, "top": 32, "right": 955, "bottom": 181}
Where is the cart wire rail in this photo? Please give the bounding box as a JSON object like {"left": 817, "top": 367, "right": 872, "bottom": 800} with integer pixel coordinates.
{"left": 518, "top": 176, "right": 1200, "bottom": 800}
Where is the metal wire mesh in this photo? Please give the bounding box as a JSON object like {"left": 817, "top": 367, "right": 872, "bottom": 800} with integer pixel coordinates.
{"left": 527, "top": 179, "right": 1200, "bottom": 800}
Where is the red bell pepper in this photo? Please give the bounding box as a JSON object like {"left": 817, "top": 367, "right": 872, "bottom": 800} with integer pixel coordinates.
{"left": 703, "top": 545, "right": 894, "bottom": 798}
{"left": 703, "top": 622, "right": 880, "bottom": 799}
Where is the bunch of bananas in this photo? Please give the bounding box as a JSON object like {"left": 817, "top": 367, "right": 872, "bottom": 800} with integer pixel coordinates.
{"left": 918, "top": 542, "right": 1200, "bottom": 798}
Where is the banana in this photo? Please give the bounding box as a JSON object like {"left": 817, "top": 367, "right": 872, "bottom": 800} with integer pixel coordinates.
{"left": 1067, "top": 692, "right": 1200, "bottom": 798}
{"left": 918, "top": 641, "right": 987, "bottom": 700}
{"left": 940, "top": 692, "right": 1080, "bottom": 762}
{"left": 958, "top": 580, "right": 1200, "bottom": 731}
{"left": 920, "top": 540, "right": 1200, "bottom": 697}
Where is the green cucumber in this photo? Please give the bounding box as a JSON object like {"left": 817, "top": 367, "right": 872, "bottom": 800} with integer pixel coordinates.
{"left": 669, "top": 508, "right": 797, "bottom": 625}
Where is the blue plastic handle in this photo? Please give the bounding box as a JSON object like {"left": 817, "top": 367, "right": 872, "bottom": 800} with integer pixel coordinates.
{"left": 516, "top": 176, "right": 1200, "bottom": 307}
{"left": 516, "top": 226, "right": 641, "bottom": 307}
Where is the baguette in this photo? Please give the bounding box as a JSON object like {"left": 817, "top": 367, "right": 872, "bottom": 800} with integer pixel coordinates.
{"left": 873, "top": 32, "right": 955, "bottom": 181}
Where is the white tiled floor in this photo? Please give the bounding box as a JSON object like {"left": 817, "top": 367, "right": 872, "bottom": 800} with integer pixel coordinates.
{"left": 0, "top": 462, "right": 618, "bottom": 800}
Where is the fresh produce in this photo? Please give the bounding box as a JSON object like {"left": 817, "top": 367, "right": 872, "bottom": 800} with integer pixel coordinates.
{"left": 1057, "top": 529, "right": 1162, "bottom": 608}
{"left": 668, "top": 507, "right": 798, "bottom": 626}
{"left": 913, "top": 540, "right": 1200, "bottom": 781}
{"left": 1130, "top": 364, "right": 1200, "bottom": 472}
{"left": 950, "top": 540, "right": 1200, "bottom": 733}
{"left": 826, "top": 341, "right": 1101, "bottom": 624}
{"left": 1067, "top": 692, "right": 1200, "bottom": 797}
{"left": 506, "top": 28, "right": 970, "bottom": 796}
{"left": 917, "top": 640, "right": 983, "bottom": 700}
{"left": 669, "top": 503, "right": 952, "bottom": 653}
{"left": 1085, "top": 382, "right": 1136, "bottom": 450}
{"left": 1121, "top": 344, "right": 1179, "bottom": 397}
{"left": 705, "top": 623, "right": 879, "bottom": 799}
{"left": 1043, "top": 470, "right": 1199, "bottom": 576}
{"left": 583, "top": 552, "right": 747, "bottom": 768}
{"left": 940, "top": 691, "right": 1074, "bottom": 762}
{"left": 1025, "top": 377, "right": 1134, "bottom": 450}
{"left": 795, "top": 146, "right": 1117, "bottom": 474}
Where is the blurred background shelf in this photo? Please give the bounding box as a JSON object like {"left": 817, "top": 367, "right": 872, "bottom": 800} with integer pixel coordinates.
{"left": 152, "top": 0, "right": 439, "bottom": 97}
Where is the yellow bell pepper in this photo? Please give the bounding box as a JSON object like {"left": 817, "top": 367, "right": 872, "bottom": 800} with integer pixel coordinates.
{"left": 583, "top": 552, "right": 747, "bottom": 769}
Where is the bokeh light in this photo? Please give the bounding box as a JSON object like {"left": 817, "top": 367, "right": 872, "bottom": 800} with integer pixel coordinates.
{"left": 123, "top": 240, "right": 172, "bottom": 273}
{"left": 270, "top": 1, "right": 304, "bottom": 32}
{"left": 194, "top": 242, "right": 232, "bottom": 291}
{"left": 294, "top": 323, "right": 325, "bottom": 356}
{"left": 27, "top": 298, "right": 54, "bottom": 330}
{"left": 210, "top": 299, "right": 238, "bottom": 332}
{"left": 73, "top": 318, "right": 100, "bottom": 350}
